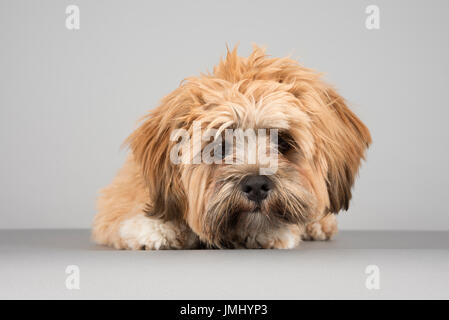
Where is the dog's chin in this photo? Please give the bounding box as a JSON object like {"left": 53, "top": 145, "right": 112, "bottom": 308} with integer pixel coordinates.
{"left": 233, "top": 209, "right": 275, "bottom": 233}
{"left": 202, "top": 208, "right": 293, "bottom": 249}
{"left": 208, "top": 211, "right": 267, "bottom": 249}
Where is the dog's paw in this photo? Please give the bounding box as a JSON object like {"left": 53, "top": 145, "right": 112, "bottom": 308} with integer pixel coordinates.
{"left": 118, "top": 214, "right": 197, "bottom": 250}
{"left": 244, "top": 225, "right": 301, "bottom": 249}
{"left": 302, "top": 214, "right": 338, "bottom": 241}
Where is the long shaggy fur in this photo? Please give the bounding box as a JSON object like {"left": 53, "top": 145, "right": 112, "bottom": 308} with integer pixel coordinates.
{"left": 92, "top": 45, "right": 371, "bottom": 250}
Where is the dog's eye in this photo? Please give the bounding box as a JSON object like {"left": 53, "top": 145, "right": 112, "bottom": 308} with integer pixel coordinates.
{"left": 277, "top": 134, "right": 295, "bottom": 154}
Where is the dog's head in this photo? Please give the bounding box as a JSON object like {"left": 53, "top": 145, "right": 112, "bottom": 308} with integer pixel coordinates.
{"left": 127, "top": 46, "right": 371, "bottom": 248}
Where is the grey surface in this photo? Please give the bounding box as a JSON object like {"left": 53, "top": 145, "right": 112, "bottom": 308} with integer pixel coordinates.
{"left": 1, "top": 0, "right": 449, "bottom": 230}
{"left": 1, "top": 230, "right": 448, "bottom": 299}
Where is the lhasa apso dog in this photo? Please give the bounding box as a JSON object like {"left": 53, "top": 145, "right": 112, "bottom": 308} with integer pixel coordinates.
{"left": 92, "top": 46, "right": 371, "bottom": 249}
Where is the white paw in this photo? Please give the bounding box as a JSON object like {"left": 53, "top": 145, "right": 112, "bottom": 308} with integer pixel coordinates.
{"left": 302, "top": 215, "right": 338, "bottom": 241}
{"left": 119, "top": 214, "right": 196, "bottom": 250}
{"left": 245, "top": 225, "right": 301, "bottom": 249}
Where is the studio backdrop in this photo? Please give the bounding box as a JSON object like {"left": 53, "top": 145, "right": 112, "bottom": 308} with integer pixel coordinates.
{"left": 1, "top": 0, "right": 448, "bottom": 231}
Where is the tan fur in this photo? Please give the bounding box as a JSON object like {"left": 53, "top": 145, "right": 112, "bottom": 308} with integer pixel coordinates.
{"left": 92, "top": 45, "right": 371, "bottom": 249}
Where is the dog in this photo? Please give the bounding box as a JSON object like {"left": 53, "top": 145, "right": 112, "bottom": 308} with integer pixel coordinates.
{"left": 92, "top": 46, "right": 371, "bottom": 249}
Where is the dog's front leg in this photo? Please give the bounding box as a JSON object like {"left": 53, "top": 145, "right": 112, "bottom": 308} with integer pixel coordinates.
{"left": 92, "top": 156, "right": 199, "bottom": 250}
{"left": 242, "top": 224, "right": 303, "bottom": 249}
{"left": 118, "top": 213, "right": 198, "bottom": 250}
{"left": 94, "top": 208, "right": 199, "bottom": 250}
{"left": 302, "top": 214, "right": 338, "bottom": 241}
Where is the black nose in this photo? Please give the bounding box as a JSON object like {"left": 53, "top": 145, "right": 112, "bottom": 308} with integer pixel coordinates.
{"left": 240, "top": 175, "right": 273, "bottom": 203}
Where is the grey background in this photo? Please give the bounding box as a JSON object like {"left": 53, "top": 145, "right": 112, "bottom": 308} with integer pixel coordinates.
{"left": 1, "top": 0, "right": 448, "bottom": 230}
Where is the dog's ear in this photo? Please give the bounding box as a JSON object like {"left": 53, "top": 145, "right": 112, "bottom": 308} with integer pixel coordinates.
{"left": 271, "top": 54, "right": 371, "bottom": 213}
{"left": 317, "top": 86, "right": 372, "bottom": 213}
{"left": 125, "top": 89, "right": 192, "bottom": 221}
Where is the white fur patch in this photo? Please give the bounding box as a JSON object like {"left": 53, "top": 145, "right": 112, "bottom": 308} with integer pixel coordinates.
{"left": 119, "top": 214, "right": 182, "bottom": 250}
{"left": 303, "top": 221, "right": 328, "bottom": 241}
{"left": 277, "top": 228, "right": 299, "bottom": 248}
{"left": 246, "top": 225, "right": 301, "bottom": 249}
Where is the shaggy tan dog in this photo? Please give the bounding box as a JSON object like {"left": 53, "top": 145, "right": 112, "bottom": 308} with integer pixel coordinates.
{"left": 92, "top": 46, "right": 371, "bottom": 249}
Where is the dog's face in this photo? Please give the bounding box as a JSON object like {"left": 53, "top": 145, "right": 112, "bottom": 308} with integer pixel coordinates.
{"left": 127, "top": 47, "right": 371, "bottom": 248}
